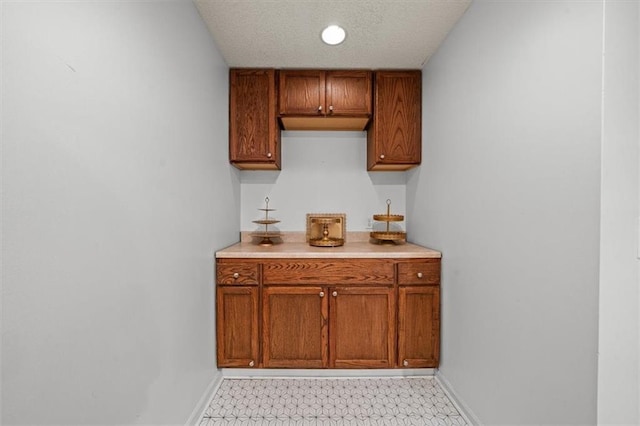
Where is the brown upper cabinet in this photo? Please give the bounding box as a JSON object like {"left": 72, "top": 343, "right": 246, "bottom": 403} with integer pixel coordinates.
{"left": 367, "top": 70, "right": 422, "bottom": 171}
{"left": 228, "top": 68, "right": 422, "bottom": 171}
{"left": 278, "top": 70, "right": 372, "bottom": 130}
{"left": 229, "top": 68, "right": 281, "bottom": 170}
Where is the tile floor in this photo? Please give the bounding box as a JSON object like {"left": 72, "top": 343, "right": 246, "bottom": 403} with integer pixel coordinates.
{"left": 199, "top": 376, "right": 469, "bottom": 425}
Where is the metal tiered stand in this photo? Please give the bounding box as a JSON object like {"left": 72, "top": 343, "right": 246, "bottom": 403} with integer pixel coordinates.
{"left": 370, "top": 199, "right": 407, "bottom": 244}
{"left": 252, "top": 197, "right": 282, "bottom": 246}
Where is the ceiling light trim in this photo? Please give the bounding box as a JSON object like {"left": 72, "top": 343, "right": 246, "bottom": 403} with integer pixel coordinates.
{"left": 321, "top": 25, "right": 346, "bottom": 46}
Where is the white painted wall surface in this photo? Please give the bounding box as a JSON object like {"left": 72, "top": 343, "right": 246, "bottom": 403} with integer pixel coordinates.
{"left": 240, "top": 131, "right": 406, "bottom": 232}
{"left": 407, "top": 1, "right": 602, "bottom": 424}
{"left": 598, "top": 1, "right": 640, "bottom": 424}
{"left": 1, "top": 1, "right": 237, "bottom": 424}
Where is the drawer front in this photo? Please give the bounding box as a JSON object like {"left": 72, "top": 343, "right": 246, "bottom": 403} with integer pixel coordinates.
{"left": 263, "top": 259, "right": 394, "bottom": 285}
{"left": 397, "top": 260, "right": 440, "bottom": 285}
{"left": 217, "top": 261, "right": 259, "bottom": 285}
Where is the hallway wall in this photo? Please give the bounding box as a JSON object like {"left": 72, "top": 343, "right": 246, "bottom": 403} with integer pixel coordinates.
{"left": 408, "top": 1, "right": 602, "bottom": 423}
{"left": 1, "top": 1, "right": 237, "bottom": 424}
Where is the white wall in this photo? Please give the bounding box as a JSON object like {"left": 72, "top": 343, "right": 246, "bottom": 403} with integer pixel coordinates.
{"left": 1, "top": 1, "right": 238, "bottom": 424}
{"left": 240, "top": 131, "right": 406, "bottom": 232}
{"left": 407, "top": 0, "right": 602, "bottom": 424}
{"left": 598, "top": 1, "right": 640, "bottom": 423}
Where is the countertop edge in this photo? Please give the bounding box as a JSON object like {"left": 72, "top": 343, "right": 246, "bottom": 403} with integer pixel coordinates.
{"left": 215, "top": 242, "right": 442, "bottom": 259}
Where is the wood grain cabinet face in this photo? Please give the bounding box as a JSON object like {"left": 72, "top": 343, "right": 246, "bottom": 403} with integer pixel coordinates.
{"left": 215, "top": 256, "right": 441, "bottom": 370}
{"left": 367, "top": 70, "right": 422, "bottom": 171}
{"left": 263, "top": 259, "right": 394, "bottom": 285}
{"left": 325, "top": 71, "right": 373, "bottom": 116}
{"left": 278, "top": 70, "right": 325, "bottom": 116}
{"left": 262, "top": 286, "right": 329, "bottom": 368}
{"left": 278, "top": 70, "right": 372, "bottom": 130}
{"left": 397, "top": 259, "right": 440, "bottom": 285}
{"left": 329, "top": 286, "right": 395, "bottom": 368}
{"left": 216, "top": 286, "right": 259, "bottom": 368}
{"left": 229, "top": 68, "right": 280, "bottom": 170}
{"left": 216, "top": 261, "right": 259, "bottom": 285}
{"left": 262, "top": 285, "right": 396, "bottom": 369}
{"left": 398, "top": 286, "right": 440, "bottom": 368}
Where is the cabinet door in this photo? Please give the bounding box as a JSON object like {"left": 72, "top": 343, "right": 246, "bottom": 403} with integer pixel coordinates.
{"left": 263, "top": 286, "right": 328, "bottom": 368}
{"left": 216, "top": 286, "right": 259, "bottom": 368}
{"left": 398, "top": 286, "right": 440, "bottom": 368}
{"left": 329, "top": 287, "right": 395, "bottom": 368}
{"left": 229, "top": 69, "right": 280, "bottom": 169}
{"left": 367, "top": 70, "right": 421, "bottom": 171}
{"left": 279, "top": 70, "right": 325, "bottom": 115}
{"left": 325, "top": 70, "right": 372, "bottom": 116}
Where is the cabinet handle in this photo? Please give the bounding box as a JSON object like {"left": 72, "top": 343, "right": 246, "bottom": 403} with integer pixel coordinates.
{"left": 332, "top": 291, "right": 338, "bottom": 297}
{"left": 249, "top": 360, "right": 255, "bottom": 367}
{"left": 267, "top": 152, "right": 272, "bottom": 158}
{"left": 319, "top": 291, "right": 325, "bottom": 298}
{"left": 233, "top": 272, "right": 239, "bottom": 279}
{"left": 417, "top": 272, "right": 423, "bottom": 278}
{"left": 379, "top": 154, "right": 385, "bottom": 160}
{"left": 318, "top": 105, "right": 323, "bottom": 112}
{"left": 403, "top": 360, "right": 409, "bottom": 367}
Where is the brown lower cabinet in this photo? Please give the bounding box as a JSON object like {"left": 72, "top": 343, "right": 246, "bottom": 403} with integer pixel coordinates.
{"left": 398, "top": 286, "right": 440, "bottom": 368}
{"left": 215, "top": 257, "right": 440, "bottom": 369}
{"left": 216, "top": 286, "right": 259, "bottom": 368}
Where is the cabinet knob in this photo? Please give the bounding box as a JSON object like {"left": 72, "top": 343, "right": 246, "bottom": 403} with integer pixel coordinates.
{"left": 417, "top": 272, "right": 423, "bottom": 278}
{"left": 319, "top": 291, "right": 325, "bottom": 298}
{"left": 332, "top": 291, "right": 338, "bottom": 297}
{"left": 318, "top": 105, "right": 323, "bottom": 112}
{"left": 403, "top": 360, "right": 409, "bottom": 367}
{"left": 267, "top": 152, "right": 272, "bottom": 158}
{"left": 379, "top": 154, "right": 385, "bottom": 160}
{"left": 249, "top": 360, "right": 255, "bottom": 367}
{"left": 233, "top": 272, "right": 239, "bottom": 279}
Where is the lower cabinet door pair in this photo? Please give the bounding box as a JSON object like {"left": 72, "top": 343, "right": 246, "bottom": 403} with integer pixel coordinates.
{"left": 263, "top": 286, "right": 395, "bottom": 369}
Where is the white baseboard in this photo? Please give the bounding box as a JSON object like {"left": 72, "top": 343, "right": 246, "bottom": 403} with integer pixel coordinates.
{"left": 436, "top": 371, "right": 482, "bottom": 426}
{"left": 184, "top": 372, "right": 224, "bottom": 426}
{"left": 221, "top": 368, "right": 436, "bottom": 378}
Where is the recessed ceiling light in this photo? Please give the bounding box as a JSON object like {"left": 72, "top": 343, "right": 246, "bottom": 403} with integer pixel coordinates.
{"left": 321, "top": 25, "right": 346, "bottom": 46}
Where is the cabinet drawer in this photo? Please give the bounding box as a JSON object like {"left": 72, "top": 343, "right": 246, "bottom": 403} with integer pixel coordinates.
{"left": 263, "top": 259, "right": 394, "bottom": 285}
{"left": 397, "top": 260, "right": 440, "bottom": 285}
{"left": 217, "top": 261, "right": 259, "bottom": 285}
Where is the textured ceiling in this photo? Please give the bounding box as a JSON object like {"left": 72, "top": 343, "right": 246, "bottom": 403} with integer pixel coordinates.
{"left": 194, "top": 0, "right": 472, "bottom": 69}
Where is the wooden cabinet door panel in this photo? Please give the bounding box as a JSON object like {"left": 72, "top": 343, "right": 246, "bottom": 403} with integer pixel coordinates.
{"left": 216, "top": 286, "right": 259, "bottom": 368}
{"left": 263, "top": 286, "right": 328, "bottom": 368}
{"left": 329, "top": 287, "right": 395, "bottom": 368}
{"left": 326, "top": 71, "right": 372, "bottom": 116}
{"left": 229, "top": 69, "right": 280, "bottom": 169}
{"left": 279, "top": 70, "right": 325, "bottom": 115}
{"left": 368, "top": 70, "right": 421, "bottom": 170}
{"left": 398, "top": 286, "right": 440, "bottom": 368}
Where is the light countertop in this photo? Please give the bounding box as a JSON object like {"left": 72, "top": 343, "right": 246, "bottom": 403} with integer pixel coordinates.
{"left": 216, "top": 239, "right": 441, "bottom": 259}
